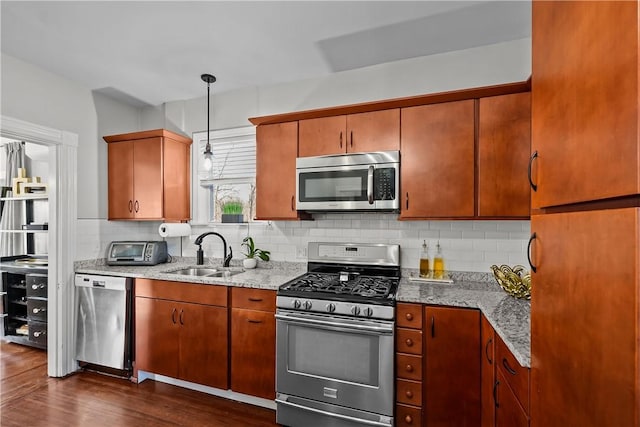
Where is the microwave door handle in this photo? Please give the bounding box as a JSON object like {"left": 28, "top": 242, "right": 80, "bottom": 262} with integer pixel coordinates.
{"left": 367, "top": 165, "right": 374, "bottom": 204}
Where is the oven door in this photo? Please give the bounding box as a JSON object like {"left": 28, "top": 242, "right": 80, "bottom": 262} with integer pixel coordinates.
{"left": 275, "top": 309, "right": 394, "bottom": 417}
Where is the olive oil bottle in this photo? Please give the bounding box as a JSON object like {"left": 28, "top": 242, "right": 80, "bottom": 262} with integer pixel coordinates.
{"left": 433, "top": 241, "right": 445, "bottom": 279}
{"left": 419, "top": 240, "right": 430, "bottom": 278}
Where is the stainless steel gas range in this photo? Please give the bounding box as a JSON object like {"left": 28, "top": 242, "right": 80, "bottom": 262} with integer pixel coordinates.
{"left": 275, "top": 242, "right": 400, "bottom": 427}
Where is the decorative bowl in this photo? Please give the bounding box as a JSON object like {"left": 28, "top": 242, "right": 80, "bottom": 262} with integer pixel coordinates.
{"left": 490, "top": 264, "right": 531, "bottom": 299}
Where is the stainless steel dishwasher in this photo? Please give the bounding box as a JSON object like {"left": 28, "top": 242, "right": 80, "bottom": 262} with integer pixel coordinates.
{"left": 75, "top": 273, "right": 133, "bottom": 373}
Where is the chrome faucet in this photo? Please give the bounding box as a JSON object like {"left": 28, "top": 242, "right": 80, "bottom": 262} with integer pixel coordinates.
{"left": 194, "top": 232, "right": 233, "bottom": 267}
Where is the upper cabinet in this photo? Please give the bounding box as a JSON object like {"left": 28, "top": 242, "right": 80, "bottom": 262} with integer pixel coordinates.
{"left": 298, "top": 109, "right": 400, "bottom": 157}
{"left": 400, "top": 100, "right": 475, "bottom": 219}
{"left": 478, "top": 92, "right": 531, "bottom": 218}
{"left": 531, "top": 1, "right": 640, "bottom": 209}
{"left": 104, "top": 129, "right": 191, "bottom": 221}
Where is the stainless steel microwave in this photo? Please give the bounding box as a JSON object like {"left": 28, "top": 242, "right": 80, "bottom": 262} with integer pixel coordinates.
{"left": 296, "top": 151, "right": 400, "bottom": 211}
{"left": 106, "top": 241, "right": 168, "bottom": 266}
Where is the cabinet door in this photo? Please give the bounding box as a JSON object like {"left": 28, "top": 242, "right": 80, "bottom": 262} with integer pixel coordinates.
{"left": 532, "top": 2, "right": 639, "bottom": 208}
{"left": 256, "top": 122, "right": 300, "bottom": 220}
{"left": 400, "top": 100, "right": 475, "bottom": 218}
{"left": 480, "top": 315, "right": 496, "bottom": 427}
{"left": 496, "top": 369, "right": 529, "bottom": 427}
{"left": 298, "top": 115, "right": 346, "bottom": 157}
{"left": 230, "top": 308, "right": 275, "bottom": 399}
{"left": 178, "top": 302, "right": 228, "bottom": 389}
{"left": 424, "top": 306, "right": 480, "bottom": 427}
{"left": 346, "top": 109, "right": 400, "bottom": 153}
{"left": 135, "top": 297, "right": 179, "bottom": 378}
{"left": 162, "top": 138, "right": 190, "bottom": 221}
{"left": 478, "top": 92, "right": 531, "bottom": 217}
{"left": 530, "top": 209, "right": 638, "bottom": 427}
{"left": 107, "top": 141, "right": 135, "bottom": 219}
{"left": 132, "top": 137, "right": 163, "bottom": 219}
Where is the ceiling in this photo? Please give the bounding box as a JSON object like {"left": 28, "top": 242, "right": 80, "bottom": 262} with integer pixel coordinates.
{"left": 1, "top": 1, "right": 531, "bottom": 108}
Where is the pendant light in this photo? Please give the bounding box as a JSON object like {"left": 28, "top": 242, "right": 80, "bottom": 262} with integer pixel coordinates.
{"left": 201, "top": 73, "right": 216, "bottom": 172}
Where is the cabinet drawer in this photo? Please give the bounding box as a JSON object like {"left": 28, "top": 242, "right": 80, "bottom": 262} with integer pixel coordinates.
{"left": 396, "top": 404, "right": 422, "bottom": 427}
{"left": 231, "top": 287, "right": 275, "bottom": 311}
{"left": 135, "top": 279, "right": 227, "bottom": 307}
{"left": 397, "top": 303, "right": 423, "bottom": 329}
{"left": 396, "top": 378, "right": 422, "bottom": 407}
{"left": 28, "top": 320, "right": 47, "bottom": 345}
{"left": 396, "top": 328, "right": 422, "bottom": 355}
{"left": 496, "top": 335, "right": 530, "bottom": 413}
{"left": 26, "top": 274, "right": 48, "bottom": 298}
{"left": 396, "top": 353, "right": 422, "bottom": 381}
{"left": 27, "top": 298, "right": 47, "bottom": 322}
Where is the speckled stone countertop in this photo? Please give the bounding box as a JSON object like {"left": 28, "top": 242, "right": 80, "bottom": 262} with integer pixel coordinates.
{"left": 398, "top": 272, "right": 531, "bottom": 367}
{"left": 75, "top": 259, "right": 530, "bottom": 367}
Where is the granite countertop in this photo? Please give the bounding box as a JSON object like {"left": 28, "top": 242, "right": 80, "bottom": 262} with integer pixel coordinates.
{"left": 398, "top": 275, "right": 531, "bottom": 367}
{"left": 75, "top": 259, "right": 531, "bottom": 367}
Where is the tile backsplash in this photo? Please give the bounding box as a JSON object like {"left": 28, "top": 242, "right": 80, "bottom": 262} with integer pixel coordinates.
{"left": 77, "top": 213, "right": 530, "bottom": 274}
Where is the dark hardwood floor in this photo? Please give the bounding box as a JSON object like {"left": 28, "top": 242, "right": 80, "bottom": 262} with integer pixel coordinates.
{"left": 1, "top": 341, "right": 278, "bottom": 426}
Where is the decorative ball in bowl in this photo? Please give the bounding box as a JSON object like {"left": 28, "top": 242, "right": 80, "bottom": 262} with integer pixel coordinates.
{"left": 490, "top": 264, "right": 531, "bottom": 299}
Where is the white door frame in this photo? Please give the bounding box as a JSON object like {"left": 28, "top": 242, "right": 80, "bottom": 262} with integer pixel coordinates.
{"left": 1, "top": 115, "right": 78, "bottom": 377}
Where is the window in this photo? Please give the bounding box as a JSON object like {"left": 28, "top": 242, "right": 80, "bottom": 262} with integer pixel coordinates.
{"left": 192, "top": 126, "right": 256, "bottom": 224}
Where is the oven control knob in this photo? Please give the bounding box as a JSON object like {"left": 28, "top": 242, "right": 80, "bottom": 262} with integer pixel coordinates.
{"left": 351, "top": 306, "right": 361, "bottom": 316}
{"left": 303, "top": 301, "right": 313, "bottom": 310}
{"left": 363, "top": 307, "right": 374, "bottom": 317}
{"left": 293, "top": 299, "right": 302, "bottom": 309}
{"left": 326, "top": 303, "right": 336, "bottom": 313}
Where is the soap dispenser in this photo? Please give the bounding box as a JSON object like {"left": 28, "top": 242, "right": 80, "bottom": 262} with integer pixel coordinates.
{"left": 419, "top": 240, "right": 430, "bottom": 278}
{"left": 433, "top": 241, "right": 445, "bottom": 279}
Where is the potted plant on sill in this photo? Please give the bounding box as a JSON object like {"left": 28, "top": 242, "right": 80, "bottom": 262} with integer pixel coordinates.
{"left": 241, "top": 236, "right": 270, "bottom": 269}
{"left": 221, "top": 200, "right": 244, "bottom": 223}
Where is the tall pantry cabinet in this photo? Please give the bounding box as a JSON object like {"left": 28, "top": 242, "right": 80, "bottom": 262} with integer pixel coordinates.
{"left": 530, "top": 2, "right": 640, "bottom": 426}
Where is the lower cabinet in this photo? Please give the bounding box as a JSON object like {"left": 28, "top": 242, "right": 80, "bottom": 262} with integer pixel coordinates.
{"left": 481, "top": 314, "right": 496, "bottom": 427}
{"left": 396, "top": 303, "right": 480, "bottom": 427}
{"left": 135, "top": 279, "right": 228, "bottom": 389}
{"left": 230, "top": 287, "right": 276, "bottom": 399}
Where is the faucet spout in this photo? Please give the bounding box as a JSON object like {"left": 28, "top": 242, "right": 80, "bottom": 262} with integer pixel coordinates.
{"left": 194, "top": 232, "right": 230, "bottom": 266}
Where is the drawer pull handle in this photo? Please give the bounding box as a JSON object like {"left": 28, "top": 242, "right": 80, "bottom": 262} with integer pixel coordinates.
{"left": 248, "top": 297, "right": 263, "bottom": 302}
{"left": 33, "top": 331, "right": 46, "bottom": 338}
{"left": 248, "top": 319, "right": 263, "bottom": 324}
{"left": 128, "top": 200, "right": 133, "bottom": 213}
{"left": 493, "top": 380, "right": 500, "bottom": 408}
{"left": 32, "top": 307, "right": 46, "bottom": 314}
{"left": 503, "top": 358, "right": 517, "bottom": 376}
{"left": 405, "top": 313, "right": 413, "bottom": 321}
{"left": 528, "top": 150, "right": 538, "bottom": 191}
{"left": 171, "top": 308, "right": 177, "bottom": 324}
{"left": 339, "top": 131, "right": 343, "bottom": 149}
{"left": 405, "top": 192, "right": 409, "bottom": 210}
{"left": 31, "top": 284, "right": 45, "bottom": 290}
{"left": 179, "top": 309, "right": 184, "bottom": 325}
{"left": 527, "top": 232, "right": 538, "bottom": 273}
{"left": 405, "top": 338, "right": 413, "bottom": 347}
{"left": 291, "top": 195, "right": 295, "bottom": 211}
{"left": 350, "top": 131, "right": 353, "bottom": 148}
{"left": 134, "top": 200, "right": 139, "bottom": 213}
{"left": 405, "top": 390, "right": 413, "bottom": 399}
{"left": 431, "top": 316, "right": 435, "bottom": 338}
{"left": 485, "top": 338, "right": 493, "bottom": 364}
{"left": 405, "top": 364, "right": 413, "bottom": 373}
{"left": 404, "top": 415, "right": 413, "bottom": 424}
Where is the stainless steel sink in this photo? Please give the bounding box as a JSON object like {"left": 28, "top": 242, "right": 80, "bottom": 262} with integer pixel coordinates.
{"left": 167, "top": 267, "right": 244, "bottom": 278}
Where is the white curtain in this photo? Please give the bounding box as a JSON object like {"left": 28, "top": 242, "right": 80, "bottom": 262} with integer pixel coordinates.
{"left": 0, "top": 142, "right": 26, "bottom": 256}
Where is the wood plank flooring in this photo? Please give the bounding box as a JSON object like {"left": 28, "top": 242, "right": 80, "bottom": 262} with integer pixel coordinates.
{"left": 1, "top": 341, "right": 279, "bottom": 426}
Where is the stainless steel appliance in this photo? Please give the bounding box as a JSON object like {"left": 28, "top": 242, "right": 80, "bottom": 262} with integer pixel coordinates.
{"left": 276, "top": 242, "right": 400, "bottom": 427}
{"left": 106, "top": 240, "right": 168, "bottom": 266}
{"left": 296, "top": 151, "right": 400, "bottom": 211}
{"left": 75, "top": 274, "right": 133, "bottom": 372}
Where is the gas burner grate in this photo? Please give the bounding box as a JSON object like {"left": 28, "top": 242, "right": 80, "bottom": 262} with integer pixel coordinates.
{"left": 280, "top": 273, "right": 397, "bottom": 299}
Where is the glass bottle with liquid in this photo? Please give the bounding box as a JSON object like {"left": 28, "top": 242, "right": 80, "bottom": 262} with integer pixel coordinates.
{"left": 419, "top": 240, "right": 430, "bottom": 278}
{"left": 433, "top": 241, "right": 445, "bottom": 279}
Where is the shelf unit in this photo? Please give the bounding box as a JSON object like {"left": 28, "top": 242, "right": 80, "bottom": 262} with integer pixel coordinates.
{"left": 0, "top": 194, "right": 48, "bottom": 255}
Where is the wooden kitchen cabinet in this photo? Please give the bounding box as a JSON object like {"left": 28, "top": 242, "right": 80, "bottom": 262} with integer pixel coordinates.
{"left": 230, "top": 288, "right": 276, "bottom": 399}
{"left": 495, "top": 368, "right": 528, "bottom": 427}
{"left": 255, "top": 122, "right": 304, "bottom": 220}
{"left": 478, "top": 92, "right": 531, "bottom": 218}
{"left": 134, "top": 279, "right": 228, "bottom": 389}
{"left": 530, "top": 209, "right": 638, "bottom": 427}
{"left": 481, "top": 315, "right": 496, "bottom": 427}
{"left": 298, "top": 109, "right": 399, "bottom": 157}
{"left": 104, "top": 129, "right": 191, "bottom": 221}
{"left": 400, "top": 100, "right": 475, "bottom": 218}
{"left": 395, "top": 303, "right": 423, "bottom": 425}
{"left": 531, "top": 1, "right": 640, "bottom": 209}
{"left": 424, "top": 305, "right": 480, "bottom": 427}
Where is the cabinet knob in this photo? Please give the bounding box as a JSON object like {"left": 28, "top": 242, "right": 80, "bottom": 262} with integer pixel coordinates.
{"left": 404, "top": 415, "right": 413, "bottom": 424}
{"left": 405, "top": 338, "right": 413, "bottom": 347}
{"left": 33, "top": 331, "right": 46, "bottom": 338}
{"left": 32, "top": 307, "right": 46, "bottom": 314}
{"left": 405, "top": 390, "right": 413, "bottom": 398}
{"left": 405, "top": 313, "right": 413, "bottom": 321}
{"left": 31, "top": 284, "right": 45, "bottom": 290}
{"left": 405, "top": 364, "right": 413, "bottom": 373}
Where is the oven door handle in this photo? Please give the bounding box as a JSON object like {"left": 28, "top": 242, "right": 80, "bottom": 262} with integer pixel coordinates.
{"left": 275, "top": 397, "right": 392, "bottom": 427}
{"left": 275, "top": 312, "right": 394, "bottom": 335}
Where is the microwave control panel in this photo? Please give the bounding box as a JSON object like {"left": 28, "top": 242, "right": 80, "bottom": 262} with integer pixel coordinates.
{"left": 374, "top": 168, "right": 396, "bottom": 200}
